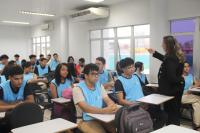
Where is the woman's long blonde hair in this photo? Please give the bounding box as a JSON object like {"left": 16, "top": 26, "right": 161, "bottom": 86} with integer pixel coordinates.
{"left": 163, "top": 36, "right": 185, "bottom": 63}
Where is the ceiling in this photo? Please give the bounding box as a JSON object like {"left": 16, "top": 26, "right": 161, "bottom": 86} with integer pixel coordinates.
{"left": 0, "top": 0, "right": 129, "bottom": 26}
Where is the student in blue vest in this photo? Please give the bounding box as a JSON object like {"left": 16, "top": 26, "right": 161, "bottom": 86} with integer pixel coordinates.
{"left": 22, "top": 61, "right": 48, "bottom": 84}
{"left": 0, "top": 54, "right": 9, "bottom": 74}
{"left": 73, "top": 63, "right": 117, "bottom": 133}
{"left": 115, "top": 58, "right": 167, "bottom": 130}
{"left": 29, "top": 54, "right": 37, "bottom": 72}
{"left": 0, "top": 75, "right": 6, "bottom": 84}
{"left": 134, "top": 61, "right": 149, "bottom": 85}
{"left": 95, "top": 57, "right": 114, "bottom": 90}
{"left": 49, "top": 53, "right": 60, "bottom": 71}
{"left": 34, "top": 58, "right": 51, "bottom": 77}
{"left": 14, "top": 54, "right": 21, "bottom": 66}
{"left": 0, "top": 65, "right": 34, "bottom": 133}
{"left": 181, "top": 62, "right": 200, "bottom": 131}
{"left": 0, "top": 65, "right": 34, "bottom": 112}
{"left": 50, "top": 63, "right": 73, "bottom": 98}
{"left": 50, "top": 63, "right": 76, "bottom": 123}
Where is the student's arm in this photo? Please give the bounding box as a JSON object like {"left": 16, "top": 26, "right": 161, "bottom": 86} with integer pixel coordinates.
{"left": 115, "top": 80, "right": 134, "bottom": 106}
{"left": 117, "top": 92, "right": 134, "bottom": 106}
{"left": 49, "top": 83, "right": 58, "bottom": 98}
{"left": 48, "top": 66, "right": 51, "bottom": 72}
{"left": 73, "top": 87, "right": 116, "bottom": 114}
{"left": 101, "top": 85, "right": 116, "bottom": 107}
{"left": 0, "top": 89, "right": 21, "bottom": 112}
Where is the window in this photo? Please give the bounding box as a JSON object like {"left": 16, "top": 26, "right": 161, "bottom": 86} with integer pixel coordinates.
{"left": 90, "top": 24, "right": 150, "bottom": 74}
{"left": 134, "top": 24, "right": 150, "bottom": 74}
{"left": 171, "top": 18, "right": 195, "bottom": 72}
{"left": 32, "top": 36, "right": 50, "bottom": 57}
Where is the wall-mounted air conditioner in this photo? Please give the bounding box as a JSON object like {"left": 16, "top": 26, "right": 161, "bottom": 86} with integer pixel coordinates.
{"left": 70, "top": 7, "right": 109, "bottom": 22}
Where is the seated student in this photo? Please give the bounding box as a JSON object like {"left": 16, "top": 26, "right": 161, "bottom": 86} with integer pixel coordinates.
{"left": 1, "top": 61, "right": 16, "bottom": 80}
{"left": 36, "top": 54, "right": 44, "bottom": 65}
{"left": 0, "top": 65, "right": 34, "bottom": 112}
{"left": 34, "top": 58, "right": 51, "bottom": 77}
{"left": 95, "top": 57, "right": 114, "bottom": 90}
{"left": 76, "top": 58, "right": 85, "bottom": 76}
{"left": 134, "top": 61, "right": 149, "bottom": 85}
{"left": 0, "top": 54, "right": 9, "bottom": 73}
{"left": 14, "top": 54, "right": 21, "bottom": 66}
{"left": 181, "top": 62, "right": 200, "bottom": 131}
{"left": 67, "top": 56, "right": 75, "bottom": 64}
{"left": 49, "top": 53, "right": 60, "bottom": 71}
{"left": 29, "top": 54, "right": 37, "bottom": 72}
{"left": 115, "top": 58, "right": 167, "bottom": 130}
{"left": 50, "top": 63, "right": 73, "bottom": 98}
{"left": 73, "top": 63, "right": 117, "bottom": 133}
{"left": 22, "top": 62, "right": 47, "bottom": 84}
{"left": 47, "top": 54, "right": 52, "bottom": 64}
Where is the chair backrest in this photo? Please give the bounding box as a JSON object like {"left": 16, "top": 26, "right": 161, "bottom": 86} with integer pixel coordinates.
{"left": 9, "top": 102, "right": 43, "bottom": 129}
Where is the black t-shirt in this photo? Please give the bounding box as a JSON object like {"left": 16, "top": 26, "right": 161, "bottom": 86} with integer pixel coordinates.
{"left": 0, "top": 82, "right": 33, "bottom": 100}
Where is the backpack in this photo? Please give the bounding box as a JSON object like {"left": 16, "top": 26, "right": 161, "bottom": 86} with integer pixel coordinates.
{"left": 115, "top": 104, "right": 153, "bottom": 133}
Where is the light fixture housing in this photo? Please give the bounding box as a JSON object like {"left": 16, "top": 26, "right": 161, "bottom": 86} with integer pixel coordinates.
{"left": 84, "top": 0, "right": 104, "bottom": 3}
{"left": 1, "top": 20, "right": 30, "bottom": 25}
{"left": 19, "top": 11, "right": 55, "bottom": 17}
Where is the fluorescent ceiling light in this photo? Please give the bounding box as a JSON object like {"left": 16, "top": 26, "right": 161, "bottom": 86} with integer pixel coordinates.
{"left": 84, "top": 0, "right": 104, "bottom": 3}
{"left": 19, "top": 11, "right": 55, "bottom": 17}
{"left": 1, "top": 21, "right": 30, "bottom": 25}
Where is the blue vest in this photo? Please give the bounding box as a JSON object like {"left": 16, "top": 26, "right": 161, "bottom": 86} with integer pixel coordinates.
{"left": 16, "top": 60, "right": 21, "bottom": 66}
{"left": 37, "top": 65, "right": 49, "bottom": 76}
{"left": 184, "top": 74, "right": 193, "bottom": 91}
{"left": 24, "top": 73, "right": 34, "bottom": 81}
{"left": 0, "top": 64, "right": 5, "bottom": 71}
{"left": 49, "top": 59, "right": 59, "bottom": 71}
{"left": 118, "top": 75, "right": 144, "bottom": 102}
{"left": 98, "top": 70, "right": 110, "bottom": 85}
{"left": 0, "top": 75, "right": 6, "bottom": 84}
{"left": 134, "top": 73, "right": 146, "bottom": 84}
{"left": 78, "top": 81, "right": 103, "bottom": 121}
{"left": 0, "top": 80, "right": 27, "bottom": 102}
{"left": 51, "top": 79, "right": 72, "bottom": 97}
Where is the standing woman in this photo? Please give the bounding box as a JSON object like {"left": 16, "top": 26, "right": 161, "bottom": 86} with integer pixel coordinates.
{"left": 147, "top": 36, "right": 185, "bottom": 125}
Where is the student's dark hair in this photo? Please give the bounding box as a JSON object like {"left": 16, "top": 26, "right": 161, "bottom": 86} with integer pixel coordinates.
{"left": 53, "top": 53, "right": 58, "bottom": 56}
{"left": 67, "top": 56, "right": 74, "bottom": 63}
{"left": 29, "top": 54, "right": 36, "bottom": 59}
{"left": 119, "top": 57, "right": 134, "bottom": 69}
{"left": 0, "top": 54, "right": 9, "bottom": 60}
{"left": 116, "top": 61, "right": 123, "bottom": 76}
{"left": 67, "top": 63, "right": 77, "bottom": 77}
{"left": 8, "top": 60, "right": 16, "bottom": 65}
{"left": 163, "top": 35, "right": 185, "bottom": 63}
{"left": 79, "top": 58, "right": 85, "bottom": 63}
{"left": 14, "top": 54, "right": 20, "bottom": 58}
{"left": 135, "top": 61, "right": 143, "bottom": 71}
{"left": 96, "top": 57, "right": 106, "bottom": 65}
{"left": 83, "top": 63, "right": 99, "bottom": 75}
{"left": 40, "top": 58, "right": 47, "bottom": 62}
{"left": 8, "top": 65, "right": 23, "bottom": 77}
{"left": 22, "top": 61, "right": 32, "bottom": 70}
{"left": 21, "top": 59, "right": 27, "bottom": 66}
{"left": 54, "top": 63, "right": 72, "bottom": 85}
{"left": 40, "top": 54, "right": 44, "bottom": 58}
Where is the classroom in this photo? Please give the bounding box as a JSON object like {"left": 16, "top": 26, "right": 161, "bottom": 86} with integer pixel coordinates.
{"left": 0, "top": 0, "right": 200, "bottom": 133}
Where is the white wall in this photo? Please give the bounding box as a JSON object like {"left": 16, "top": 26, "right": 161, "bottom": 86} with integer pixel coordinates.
{"left": 0, "top": 25, "right": 31, "bottom": 60}
{"left": 68, "top": 21, "right": 90, "bottom": 63}
{"left": 31, "top": 17, "right": 69, "bottom": 61}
